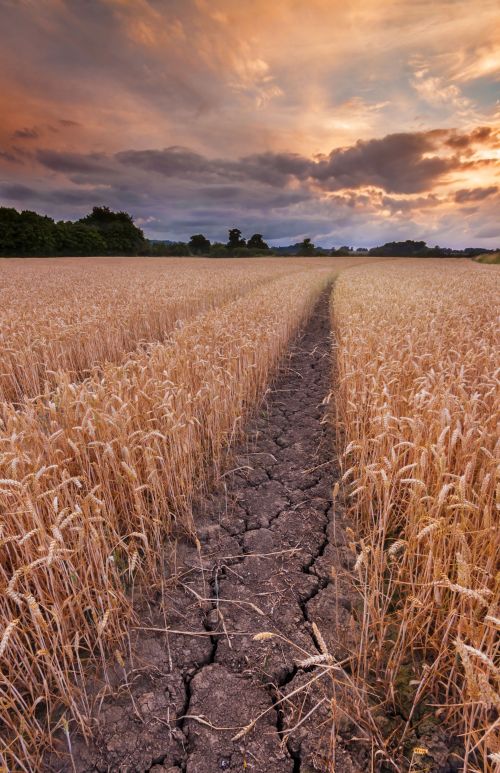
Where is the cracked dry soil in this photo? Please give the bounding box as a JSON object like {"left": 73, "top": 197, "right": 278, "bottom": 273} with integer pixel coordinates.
{"left": 50, "top": 289, "right": 366, "bottom": 773}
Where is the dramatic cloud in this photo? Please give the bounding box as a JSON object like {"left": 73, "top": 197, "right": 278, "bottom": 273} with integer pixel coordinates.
{"left": 455, "top": 186, "right": 498, "bottom": 203}
{"left": 312, "top": 133, "right": 455, "bottom": 193}
{"left": 12, "top": 127, "right": 40, "bottom": 140}
{"left": 36, "top": 149, "right": 113, "bottom": 176}
{"left": 446, "top": 126, "right": 494, "bottom": 149}
{"left": 0, "top": 0, "right": 499, "bottom": 246}
{"left": 115, "top": 147, "right": 314, "bottom": 187}
{"left": 1, "top": 183, "right": 36, "bottom": 201}
{"left": 32, "top": 127, "right": 496, "bottom": 193}
{"left": 116, "top": 147, "right": 214, "bottom": 178}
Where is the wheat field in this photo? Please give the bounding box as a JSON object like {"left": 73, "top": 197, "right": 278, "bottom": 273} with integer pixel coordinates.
{"left": 1, "top": 255, "right": 497, "bottom": 771}
{"left": 0, "top": 257, "right": 348, "bottom": 771}
{"left": 332, "top": 260, "right": 500, "bottom": 770}
{"left": 0, "top": 257, "right": 323, "bottom": 403}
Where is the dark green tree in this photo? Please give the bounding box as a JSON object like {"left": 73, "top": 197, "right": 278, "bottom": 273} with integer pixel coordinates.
{"left": 209, "top": 242, "right": 229, "bottom": 257}
{"left": 189, "top": 234, "right": 211, "bottom": 254}
{"left": 247, "top": 233, "right": 269, "bottom": 251}
{"left": 55, "top": 221, "right": 107, "bottom": 256}
{"left": 330, "top": 245, "right": 352, "bottom": 256}
{"left": 0, "top": 208, "right": 57, "bottom": 256}
{"left": 167, "top": 242, "right": 190, "bottom": 256}
{"left": 297, "top": 237, "right": 315, "bottom": 256}
{"left": 227, "top": 228, "right": 246, "bottom": 250}
{"left": 369, "top": 240, "right": 427, "bottom": 257}
{"left": 78, "top": 206, "right": 146, "bottom": 255}
{"left": 0, "top": 207, "right": 23, "bottom": 255}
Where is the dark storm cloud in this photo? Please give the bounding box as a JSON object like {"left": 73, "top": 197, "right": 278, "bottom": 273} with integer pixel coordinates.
{"left": 0, "top": 150, "right": 23, "bottom": 164}
{"left": 116, "top": 147, "right": 213, "bottom": 177}
{"left": 2, "top": 124, "right": 497, "bottom": 247}
{"left": 12, "top": 127, "right": 40, "bottom": 140}
{"left": 380, "top": 192, "right": 440, "bottom": 213}
{"left": 58, "top": 119, "right": 81, "bottom": 127}
{"left": 0, "top": 183, "right": 37, "bottom": 200}
{"left": 312, "top": 132, "right": 455, "bottom": 193}
{"left": 235, "top": 152, "right": 314, "bottom": 186}
{"left": 446, "top": 126, "right": 493, "bottom": 149}
{"left": 116, "top": 135, "right": 458, "bottom": 194}
{"left": 112, "top": 130, "right": 464, "bottom": 193}
{"left": 195, "top": 184, "right": 310, "bottom": 209}
{"left": 44, "top": 188, "right": 110, "bottom": 206}
{"left": 454, "top": 186, "right": 498, "bottom": 203}
{"left": 116, "top": 147, "right": 312, "bottom": 187}
{"left": 0, "top": 182, "right": 110, "bottom": 207}
{"left": 36, "top": 149, "right": 113, "bottom": 175}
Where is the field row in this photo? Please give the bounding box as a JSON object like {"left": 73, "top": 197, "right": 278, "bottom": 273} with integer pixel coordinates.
{"left": 0, "top": 266, "right": 335, "bottom": 771}
{"left": 332, "top": 260, "right": 499, "bottom": 769}
{"left": 0, "top": 257, "right": 323, "bottom": 403}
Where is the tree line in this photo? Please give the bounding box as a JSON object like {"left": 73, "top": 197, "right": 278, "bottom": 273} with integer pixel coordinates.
{"left": 0, "top": 208, "right": 311, "bottom": 257}
{"left": 0, "top": 206, "right": 145, "bottom": 257}
{"left": 182, "top": 228, "right": 272, "bottom": 257}
{"left": 0, "top": 206, "right": 495, "bottom": 258}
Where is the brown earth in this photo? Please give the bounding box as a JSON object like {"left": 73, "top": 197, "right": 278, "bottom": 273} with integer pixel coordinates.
{"left": 47, "top": 289, "right": 368, "bottom": 773}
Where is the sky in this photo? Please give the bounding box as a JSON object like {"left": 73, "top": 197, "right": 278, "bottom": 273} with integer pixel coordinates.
{"left": 0, "top": 0, "right": 499, "bottom": 248}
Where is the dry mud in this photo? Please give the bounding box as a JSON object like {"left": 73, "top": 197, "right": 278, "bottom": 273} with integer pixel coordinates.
{"left": 49, "top": 290, "right": 367, "bottom": 773}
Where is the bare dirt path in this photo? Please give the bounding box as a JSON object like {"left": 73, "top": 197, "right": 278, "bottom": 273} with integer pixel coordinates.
{"left": 51, "top": 289, "right": 365, "bottom": 773}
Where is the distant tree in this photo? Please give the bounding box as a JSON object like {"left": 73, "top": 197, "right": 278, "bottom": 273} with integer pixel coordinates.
{"left": 55, "top": 221, "right": 106, "bottom": 256}
{"left": 142, "top": 240, "right": 192, "bottom": 256}
{"left": 416, "top": 245, "right": 442, "bottom": 257}
{"left": 369, "top": 240, "right": 427, "bottom": 257}
{"left": 78, "top": 206, "right": 146, "bottom": 255}
{"left": 167, "top": 242, "right": 190, "bottom": 256}
{"left": 330, "top": 246, "right": 351, "bottom": 257}
{"left": 0, "top": 207, "right": 24, "bottom": 255}
{"left": 189, "top": 234, "right": 211, "bottom": 254}
{"left": 297, "top": 237, "right": 315, "bottom": 256}
{"left": 247, "top": 233, "right": 269, "bottom": 251}
{"left": 143, "top": 240, "right": 171, "bottom": 256}
{"left": 209, "top": 242, "right": 230, "bottom": 257}
{"left": 0, "top": 207, "right": 58, "bottom": 256}
{"left": 231, "top": 246, "right": 253, "bottom": 257}
{"left": 227, "top": 228, "right": 246, "bottom": 250}
{"left": 463, "top": 247, "right": 493, "bottom": 257}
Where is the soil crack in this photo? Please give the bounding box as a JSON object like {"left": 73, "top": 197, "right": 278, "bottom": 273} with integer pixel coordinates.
{"left": 48, "top": 288, "right": 365, "bottom": 773}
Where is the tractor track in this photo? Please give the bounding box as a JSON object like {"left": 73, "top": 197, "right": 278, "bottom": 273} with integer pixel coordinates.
{"left": 48, "top": 288, "right": 366, "bottom": 773}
